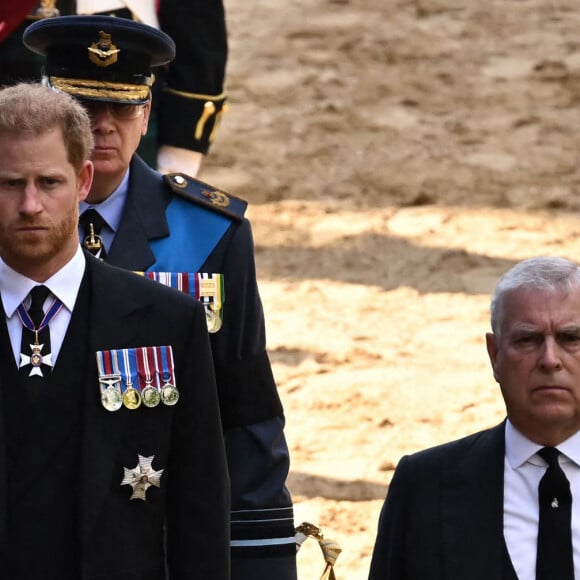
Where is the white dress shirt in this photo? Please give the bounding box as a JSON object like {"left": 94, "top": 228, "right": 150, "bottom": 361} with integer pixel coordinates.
{"left": 0, "top": 246, "right": 86, "bottom": 366}
{"left": 504, "top": 419, "right": 580, "bottom": 579}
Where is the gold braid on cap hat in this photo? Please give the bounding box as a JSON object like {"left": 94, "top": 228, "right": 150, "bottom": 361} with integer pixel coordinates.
{"left": 49, "top": 76, "right": 152, "bottom": 102}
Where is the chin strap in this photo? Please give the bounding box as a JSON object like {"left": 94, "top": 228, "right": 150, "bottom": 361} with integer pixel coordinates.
{"left": 295, "top": 522, "right": 342, "bottom": 580}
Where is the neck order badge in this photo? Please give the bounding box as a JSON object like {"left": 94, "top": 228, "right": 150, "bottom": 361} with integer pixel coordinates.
{"left": 18, "top": 285, "right": 63, "bottom": 378}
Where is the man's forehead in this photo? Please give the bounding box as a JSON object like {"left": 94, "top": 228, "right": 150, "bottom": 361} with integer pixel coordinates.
{"left": 505, "top": 286, "right": 580, "bottom": 303}
{"left": 502, "top": 287, "right": 580, "bottom": 328}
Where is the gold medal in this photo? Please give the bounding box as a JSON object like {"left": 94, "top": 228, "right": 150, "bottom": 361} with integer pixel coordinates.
{"left": 161, "top": 383, "right": 179, "bottom": 406}
{"left": 142, "top": 384, "right": 161, "bottom": 408}
{"left": 102, "top": 385, "right": 123, "bottom": 412}
{"left": 205, "top": 306, "right": 222, "bottom": 333}
{"left": 122, "top": 386, "right": 142, "bottom": 410}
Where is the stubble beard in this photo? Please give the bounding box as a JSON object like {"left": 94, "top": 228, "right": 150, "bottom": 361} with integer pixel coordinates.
{"left": 0, "top": 205, "right": 79, "bottom": 273}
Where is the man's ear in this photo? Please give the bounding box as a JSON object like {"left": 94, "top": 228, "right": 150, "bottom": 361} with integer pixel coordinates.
{"left": 486, "top": 332, "right": 500, "bottom": 382}
{"left": 141, "top": 100, "right": 152, "bottom": 136}
{"left": 77, "top": 160, "right": 94, "bottom": 203}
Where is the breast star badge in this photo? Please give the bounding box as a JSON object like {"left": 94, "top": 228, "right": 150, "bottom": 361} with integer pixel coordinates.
{"left": 121, "top": 454, "right": 164, "bottom": 501}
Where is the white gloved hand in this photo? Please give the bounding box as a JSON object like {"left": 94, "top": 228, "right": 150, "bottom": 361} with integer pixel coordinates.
{"left": 157, "top": 145, "right": 204, "bottom": 178}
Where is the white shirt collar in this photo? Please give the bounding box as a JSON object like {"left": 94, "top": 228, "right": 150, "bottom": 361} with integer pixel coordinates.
{"left": 505, "top": 418, "right": 580, "bottom": 468}
{"left": 0, "top": 246, "right": 86, "bottom": 317}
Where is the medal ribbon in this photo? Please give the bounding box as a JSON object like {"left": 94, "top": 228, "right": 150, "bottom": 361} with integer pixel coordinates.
{"left": 199, "top": 273, "right": 224, "bottom": 311}
{"left": 199, "top": 273, "right": 210, "bottom": 307}
{"left": 157, "top": 345, "right": 176, "bottom": 386}
{"left": 217, "top": 274, "right": 224, "bottom": 309}
{"left": 96, "top": 351, "right": 107, "bottom": 376}
{"left": 136, "top": 346, "right": 154, "bottom": 389}
{"left": 111, "top": 350, "right": 122, "bottom": 389}
{"left": 150, "top": 346, "right": 162, "bottom": 390}
{"left": 176, "top": 272, "right": 193, "bottom": 295}
{"left": 135, "top": 272, "right": 224, "bottom": 331}
{"left": 17, "top": 295, "right": 64, "bottom": 338}
{"left": 96, "top": 348, "right": 121, "bottom": 376}
{"left": 119, "top": 348, "right": 138, "bottom": 391}
{"left": 141, "top": 272, "right": 199, "bottom": 298}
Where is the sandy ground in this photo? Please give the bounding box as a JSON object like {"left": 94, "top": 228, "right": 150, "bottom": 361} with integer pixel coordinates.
{"left": 200, "top": 0, "right": 580, "bottom": 577}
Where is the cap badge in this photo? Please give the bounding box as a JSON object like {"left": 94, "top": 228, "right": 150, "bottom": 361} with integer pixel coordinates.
{"left": 201, "top": 188, "right": 230, "bottom": 208}
{"left": 88, "top": 31, "right": 120, "bottom": 68}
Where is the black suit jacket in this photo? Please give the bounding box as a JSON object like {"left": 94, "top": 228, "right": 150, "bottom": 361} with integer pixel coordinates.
{"left": 369, "top": 422, "right": 508, "bottom": 580}
{"left": 0, "top": 254, "right": 230, "bottom": 579}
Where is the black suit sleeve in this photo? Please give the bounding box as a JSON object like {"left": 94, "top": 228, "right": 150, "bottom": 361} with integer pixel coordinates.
{"left": 203, "top": 219, "right": 297, "bottom": 579}
{"left": 158, "top": 0, "right": 228, "bottom": 154}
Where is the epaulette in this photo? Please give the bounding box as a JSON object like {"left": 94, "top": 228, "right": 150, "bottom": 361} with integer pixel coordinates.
{"left": 164, "top": 173, "right": 247, "bottom": 221}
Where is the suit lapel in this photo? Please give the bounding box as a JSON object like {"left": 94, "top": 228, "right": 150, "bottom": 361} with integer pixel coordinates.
{"left": 107, "top": 156, "right": 170, "bottom": 271}
{"left": 441, "top": 423, "right": 506, "bottom": 579}
{"left": 80, "top": 255, "right": 155, "bottom": 542}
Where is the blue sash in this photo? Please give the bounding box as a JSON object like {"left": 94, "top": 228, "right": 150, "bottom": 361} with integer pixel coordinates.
{"left": 148, "top": 195, "right": 231, "bottom": 272}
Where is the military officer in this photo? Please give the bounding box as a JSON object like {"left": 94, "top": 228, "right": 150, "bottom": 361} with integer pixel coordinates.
{"left": 24, "top": 15, "right": 298, "bottom": 580}
{"left": 0, "top": 0, "right": 227, "bottom": 176}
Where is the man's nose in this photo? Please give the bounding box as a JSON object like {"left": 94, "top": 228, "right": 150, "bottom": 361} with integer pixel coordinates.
{"left": 538, "top": 336, "right": 563, "bottom": 371}
{"left": 19, "top": 183, "right": 43, "bottom": 214}
{"left": 88, "top": 106, "right": 115, "bottom": 130}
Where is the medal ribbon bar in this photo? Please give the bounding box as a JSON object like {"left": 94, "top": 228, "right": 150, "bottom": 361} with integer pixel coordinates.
{"left": 135, "top": 271, "right": 224, "bottom": 333}
{"left": 96, "top": 346, "right": 179, "bottom": 410}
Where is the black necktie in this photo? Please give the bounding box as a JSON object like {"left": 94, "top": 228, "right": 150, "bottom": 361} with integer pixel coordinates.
{"left": 536, "top": 446, "right": 574, "bottom": 580}
{"left": 19, "top": 285, "right": 52, "bottom": 380}
{"left": 80, "top": 208, "right": 107, "bottom": 259}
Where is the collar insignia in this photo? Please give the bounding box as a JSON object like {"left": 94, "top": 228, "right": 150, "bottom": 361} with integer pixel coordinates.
{"left": 201, "top": 188, "right": 230, "bottom": 208}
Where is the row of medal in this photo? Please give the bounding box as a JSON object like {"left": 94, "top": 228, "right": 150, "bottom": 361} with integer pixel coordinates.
{"left": 97, "top": 345, "right": 179, "bottom": 412}
{"left": 136, "top": 272, "right": 224, "bottom": 333}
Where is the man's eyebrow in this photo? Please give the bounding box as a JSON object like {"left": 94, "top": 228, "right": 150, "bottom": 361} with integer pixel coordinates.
{"left": 510, "top": 325, "right": 580, "bottom": 335}
{"left": 510, "top": 325, "right": 540, "bottom": 334}
{"left": 557, "top": 326, "right": 580, "bottom": 334}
